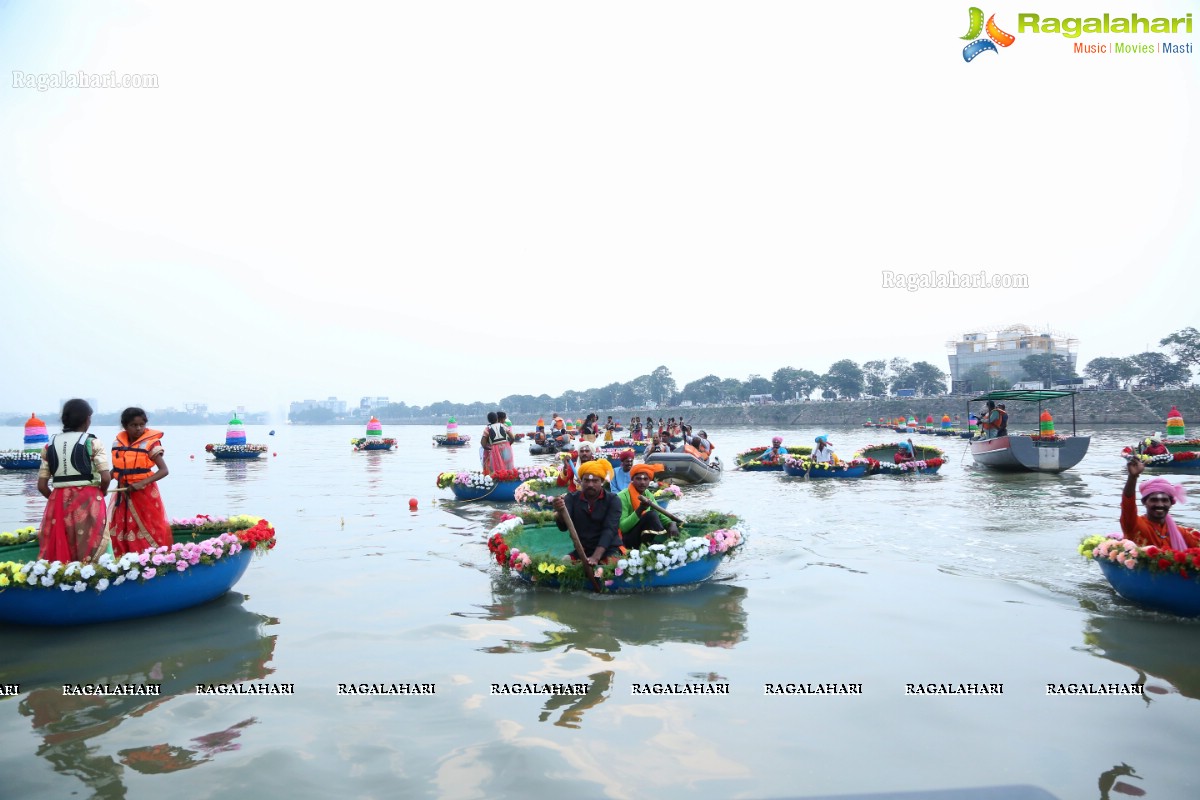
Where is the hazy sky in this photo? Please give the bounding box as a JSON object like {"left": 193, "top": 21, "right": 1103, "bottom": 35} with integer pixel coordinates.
{"left": 2, "top": 1, "right": 1196, "bottom": 415}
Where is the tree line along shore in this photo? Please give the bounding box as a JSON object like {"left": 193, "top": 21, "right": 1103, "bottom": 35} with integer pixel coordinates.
{"left": 382, "top": 389, "right": 1195, "bottom": 428}
{"left": 6, "top": 390, "right": 1195, "bottom": 430}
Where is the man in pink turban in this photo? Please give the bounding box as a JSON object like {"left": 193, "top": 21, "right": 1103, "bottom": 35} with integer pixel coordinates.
{"left": 1121, "top": 459, "right": 1199, "bottom": 550}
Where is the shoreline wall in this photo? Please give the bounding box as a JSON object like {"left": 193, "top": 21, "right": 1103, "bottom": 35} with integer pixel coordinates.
{"left": 350, "top": 389, "right": 1200, "bottom": 427}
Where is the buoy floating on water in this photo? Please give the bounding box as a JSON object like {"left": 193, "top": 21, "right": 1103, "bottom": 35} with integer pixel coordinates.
{"left": 409, "top": 498, "right": 418, "bottom": 511}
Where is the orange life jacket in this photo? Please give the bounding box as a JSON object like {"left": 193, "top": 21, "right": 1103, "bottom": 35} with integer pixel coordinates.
{"left": 683, "top": 443, "right": 707, "bottom": 461}
{"left": 111, "top": 429, "right": 163, "bottom": 487}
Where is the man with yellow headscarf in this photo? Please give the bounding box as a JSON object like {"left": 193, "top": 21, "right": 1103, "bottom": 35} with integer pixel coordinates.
{"left": 618, "top": 464, "right": 679, "bottom": 549}
{"left": 552, "top": 459, "right": 623, "bottom": 565}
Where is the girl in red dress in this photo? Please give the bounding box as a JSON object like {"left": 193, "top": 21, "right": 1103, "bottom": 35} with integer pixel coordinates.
{"left": 107, "top": 407, "right": 173, "bottom": 555}
{"left": 37, "top": 399, "right": 111, "bottom": 562}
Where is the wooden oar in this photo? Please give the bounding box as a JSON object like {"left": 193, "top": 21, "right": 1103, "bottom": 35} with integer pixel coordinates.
{"left": 642, "top": 499, "right": 684, "bottom": 526}
{"left": 557, "top": 503, "right": 604, "bottom": 593}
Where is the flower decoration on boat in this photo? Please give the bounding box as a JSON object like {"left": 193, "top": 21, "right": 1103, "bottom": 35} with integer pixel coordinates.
{"left": 653, "top": 483, "right": 683, "bottom": 501}
{"left": 1121, "top": 450, "right": 1199, "bottom": 466}
{"left": 485, "top": 513, "right": 743, "bottom": 591}
{"left": 0, "top": 519, "right": 277, "bottom": 592}
{"left": 438, "top": 466, "right": 559, "bottom": 491}
{"left": 736, "top": 445, "right": 812, "bottom": 460}
{"left": 205, "top": 443, "right": 268, "bottom": 454}
{"left": 432, "top": 434, "right": 472, "bottom": 445}
{"left": 893, "top": 458, "right": 945, "bottom": 472}
{"left": 1081, "top": 534, "right": 1200, "bottom": 578}
{"left": 352, "top": 437, "right": 397, "bottom": 450}
{"left": 0, "top": 526, "right": 38, "bottom": 547}
{"left": 781, "top": 456, "right": 872, "bottom": 471}
{"left": 1, "top": 533, "right": 244, "bottom": 592}
{"left": 1027, "top": 434, "right": 1067, "bottom": 443}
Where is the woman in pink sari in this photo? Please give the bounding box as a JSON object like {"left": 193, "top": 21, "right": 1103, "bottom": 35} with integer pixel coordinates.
{"left": 484, "top": 410, "right": 516, "bottom": 475}
{"left": 37, "top": 399, "right": 111, "bottom": 563}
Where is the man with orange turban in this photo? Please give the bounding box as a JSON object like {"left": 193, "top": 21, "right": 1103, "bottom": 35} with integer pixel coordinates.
{"left": 618, "top": 463, "right": 679, "bottom": 549}
{"left": 553, "top": 459, "right": 623, "bottom": 565}
{"left": 1121, "top": 459, "right": 1199, "bottom": 550}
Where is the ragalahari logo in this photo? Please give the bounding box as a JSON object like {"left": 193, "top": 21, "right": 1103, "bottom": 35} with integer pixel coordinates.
{"left": 961, "top": 8, "right": 1016, "bottom": 61}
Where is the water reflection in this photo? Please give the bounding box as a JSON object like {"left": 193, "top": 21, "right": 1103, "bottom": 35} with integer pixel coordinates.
{"left": 1082, "top": 610, "right": 1200, "bottom": 700}
{"left": 204, "top": 459, "right": 268, "bottom": 504}
{"left": 0, "top": 470, "right": 45, "bottom": 524}
{"left": 1098, "top": 763, "right": 1145, "bottom": 798}
{"left": 473, "top": 580, "right": 749, "bottom": 654}
{"left": 119, "top": 717, "right": 257, "bottom": 774}
{"left": 536, "top": 670, "right": 613, "bottom": 729}
{"left": 3, "top": 593, "right": 277, "bottom": 799}
{"left": 362, "top": 451, "right": 386, "bottom": 496}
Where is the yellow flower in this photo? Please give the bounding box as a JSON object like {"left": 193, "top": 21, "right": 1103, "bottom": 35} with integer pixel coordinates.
{"left": 0, "top": 575, "right": 8, "bottom": 587}
{"left": 555, "top": 565, "right": 566, "bottom": 574}
{"left": 14, "top": 571, "right": 26, "bottom": 584}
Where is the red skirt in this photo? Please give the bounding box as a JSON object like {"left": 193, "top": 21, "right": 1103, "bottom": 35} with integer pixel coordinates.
{"left": 107, "top": 483, "right": 174, "bottom": 555}
{"left": 38, "top": 486, "right": 109, "bottom": 563}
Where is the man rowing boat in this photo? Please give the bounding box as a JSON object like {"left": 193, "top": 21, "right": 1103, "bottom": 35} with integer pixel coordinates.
{"left": 617, "top": 463, "right": 679, "bottom": 549}
{"left": 552, "top": 461, "right": 622, "bottom": 565}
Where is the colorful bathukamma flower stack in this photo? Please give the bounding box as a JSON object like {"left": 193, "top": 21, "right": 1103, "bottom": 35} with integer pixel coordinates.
{"left": 205, "top": 413, "right": 267, "bottom": 459}
{"left": 433, "top": 417, "right": 470, "bottom": 447}
{"left": 354, "top": 416, "right": 395, "bottom": 451}
{"left": 1166, "top": 406, "right": 1185, "bottom": 438}
{"left": 0, "top": 414, "right": 48, "bottom": 470}
{"left": 24, "top": 414, "right": 48, "bottom": 453}
{"left": 225, "top": 415, "right": 247, "bottom": 446}
{"left": 1039, "top": 410, "right": 1055, "bottom": 437}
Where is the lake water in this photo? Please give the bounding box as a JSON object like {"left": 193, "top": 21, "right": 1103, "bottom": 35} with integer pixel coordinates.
{"left": 1, "top": 423, "right": 1197, "bottom": 800}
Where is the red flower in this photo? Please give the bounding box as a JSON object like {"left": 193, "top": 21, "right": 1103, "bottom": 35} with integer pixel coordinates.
{"left": 1181, "top": 568, "right": 1189, "bottom": 578}
{"left": 1158, "top": 558, "right": 1172, "bottom": 570}
{"left": 1145, "top": 546, "right": 1159, "bottom": 557}
{"left": 1175, "top": 552, "right": 1188, "bottom": 564}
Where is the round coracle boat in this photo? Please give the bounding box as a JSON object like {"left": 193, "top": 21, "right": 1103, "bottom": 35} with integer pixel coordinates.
{"left": 0, "top": 516, "right": 277, "bottom": 626}
{"left": 853, "top": 443, "right": 946, "bottom": 475}
{"left": 734, "top": 446, "right": 812, "bottom": 471}
{"left": 1121, "top": 446, "right": 1200, "bottom": 472}
{"left": 528, "top": 440, "right": 570, "bottom": 456}
{"left": 486, "top": 510, "right": 744, "bottom": 592}
{"left": 437, "top": 466, "right": 558, "bottom": 502}
{"left": 353, "top": 437, "right": 397, "bottom": 452}
{"left": 1081, "top": 534, "right": 1200, "bottom": 617}
{"left": 0, "top": 452, "right": 41, "bottom": 470}
{"left": 205, "top": 443, "right": 268, "bottom": 460}
{"left": 605, "top": 439, "right": 647, "bottom": 455}
{"left": 432, "top": 435, "right": 472, "bottom": 448}
{"left": 781, "top": 457, "right": 870, "bottom": 479}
